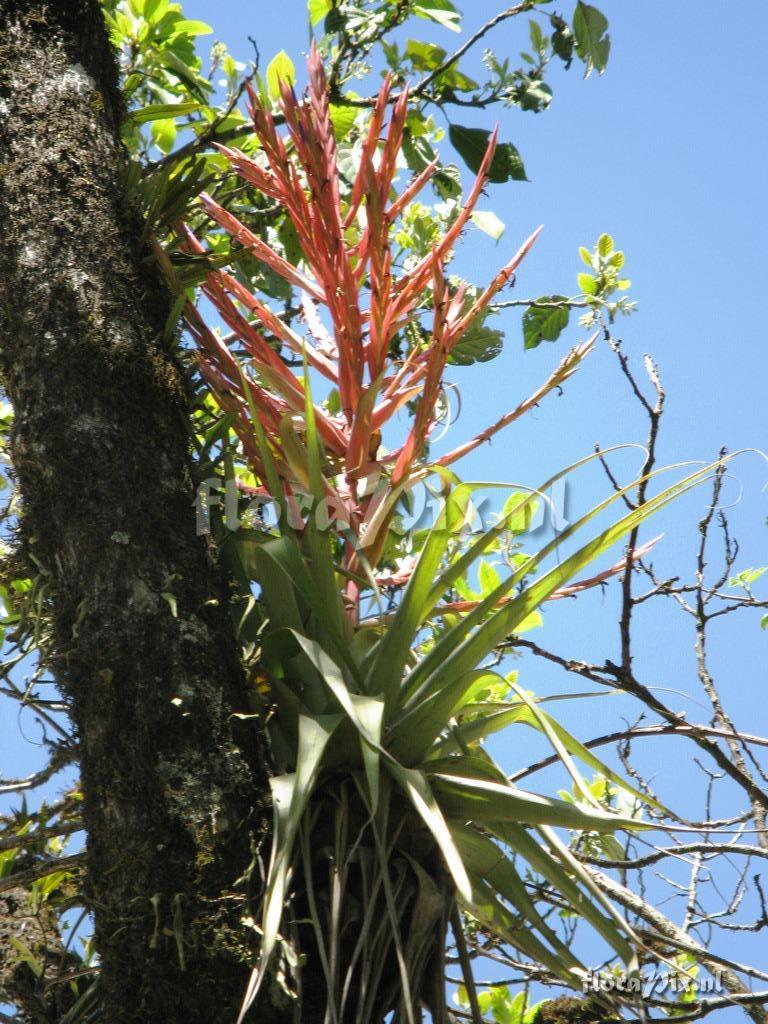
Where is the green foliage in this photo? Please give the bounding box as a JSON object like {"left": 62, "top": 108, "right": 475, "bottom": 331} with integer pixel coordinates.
{"left": 449, "top": 125, "right": 528, "bottom": 183}
{"left": 577, "top": 233, "right": 636, "bottom": 327}
{"left": 572, "top": 2, "right": 611, "bottom": 76}
{"left": 729, "top": 566, "right": 766, "bottom": 592}
{"left": 265, "top": 50, "right": 296, "bottom": 99}
{"left": 455, "top": 983, "right": 548, "bottom": 1023}
{"left": 523, "top": 297, "right": 571, "bottom": 350}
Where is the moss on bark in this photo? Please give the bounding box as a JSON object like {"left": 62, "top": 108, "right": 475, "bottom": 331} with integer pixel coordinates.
{"left": 0, "top": 2, "right": 287, "bottom": 1020}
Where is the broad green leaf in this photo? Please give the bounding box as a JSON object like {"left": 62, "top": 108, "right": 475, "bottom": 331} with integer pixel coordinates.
{"left": 577, "top": 272, "right": 597, "bottom": 295}
{"left": 155, "top": 50, "right": 211, "bottom": 101}
{"left": 169, "top": 18, "right": 213, "bottom": 36}
{"left": 266, "top": 50, "right": 297, "bottom": 101}
{"left": 329, "top": 100, "right": 358, "bottom": 140}
{"left": 143, "top": 0, "right": 169, "bottom": 22}
{"left": 405, "top": 39, "right": 447, "bottom": 71}
{"left": 523, "top": 297, "right": 570, "bottom": 350}
{"left": 449, "top": 315, "right": 504, "bottom": 365}
{"left": 308, "top": 0, "right": 332, "bottom": 26}
{"left": 471, "top": 210, "right": 506, "bottom": 241}
{"left": 449, "top": 125, "right": 528, "bottom": 183}
{"left": 551, "top": 15, "right": 575, "bottom": 64}
{"left": 151, "top": 117, "right": 177, "bottom": 154}
{"left": 324, "top": 7, "right": 346, "bottom": 33}
{"left": 573, "top": 2, "right": 611, "bottom": 76}
{"left": 598, "top": 232, "right": 614, "bottom": 256}
{"left": 413, "top": 0, "right": 461, "bottom": 32}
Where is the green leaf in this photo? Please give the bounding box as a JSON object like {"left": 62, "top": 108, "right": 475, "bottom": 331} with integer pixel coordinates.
{"left": 238, "top": 714, "right": 341, "bottom": 1024}
{"left": 308, "top": 0, "right": 332, "bottom": 26}
{"left": 452, "top": 825, "right": 579, "bottom": 969}
{"left": 169, "top": 18, "right": 213, "bottom": 36}
{"left": 404, "top": 39, "right": 447, "bottom": 71}
{"left": 597, "top": 231, "right": 614, "bottom": 256}
{"left": 579, "top": 245, "right": 594, "bottom": 267}
{"left": 413, "top": 0, "right": 461, "bottom": 32}
{"left": 403, "top": 457, "right": 726, "bottom": 713}
{"left": 529, "top": 18, "right": 544, "bottom": 53}
{"left": 550, "top": 15, "right": 575, "bottom": 64}
{"left": 266, "top": 50, "right": 297, "bottom": 101}
{"left": 449, "top": 125, "right": 527, "bottom": 183}
{"left": 130, "top": 101, "right": 201, "bottom": 124}
{"left": 151, "top": 117, "right": 177, "bottom": 154}
{"left": 523, "top": 297, "right": 570, "bottom": 350}
{"left": 432, "top": 772, "right": 644, "bottom": 832}
{"left": 479, "top": 559, "right": 502, "bottom": 594}
{"left": 573, "top": 2, "right": 611, "bottom": 76}
{"left": 329, "top": 100, "right": 358, "bottom": 140}
{"left": 255, "top": 538, "right": 355, "bottom": 679}
{"left": 387, "top": 762, "right": 473, "bottom": 901}
{"left": 577, "top": 272, "right": 597, "bottom": 295}
{"left": 143, "top": 0, "right": 169, "bottom": 22}
{"left": 155, "top": 50, "right": 211, "bottom": 101}
{"left": 495, "top": 821, "right": 637, "bottom": 967}
{"left": 471, "top": 210, "right": 506, "bottom": 241}
{"left": 324, "top": 8, "right": 347, "bottom": 33}
{"left": 9, "top": 936, "right": 43, "bottom": 978}
{"left": 449, "top": 315, "right": 504, "bottom": 365}
{"left": 729, "top": 567, "right": 766, "bottom": 589}
{"left": 364, "top": 484, "right": 472, "bottom": 712}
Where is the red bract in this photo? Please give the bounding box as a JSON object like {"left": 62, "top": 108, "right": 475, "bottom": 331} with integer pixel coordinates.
{"left": 182, "top": 44, "right": 561, "bottom": 574}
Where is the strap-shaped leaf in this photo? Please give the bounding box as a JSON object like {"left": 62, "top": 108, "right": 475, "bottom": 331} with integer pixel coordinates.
{"left": 386, "top": 762, "right": 473, "bottom": 903}
{"left": 257, "top": 536, "right": 358, "bottom": 682}
{"left": 388, "top": 670, "right": 506, "bottom": 764}
{"left": 402, "top": 458, "right": 724, "bottom": 711}
{"left": 492, "top": 821, "right": 637, "bottom": 967}
{"left": 451, "top": 823, "right": 580, "bottom": 970}
{"left": 238, "top": 713, "right": 341, "bottom": 1024}
{"left": 431, "top": 772, "right": 646, "bottom": 833}
{"left": 364, "top": 481, "right": 472, "bottom": 710}
{"left": 462, "top": 873, "right": 580, "bottom": 984}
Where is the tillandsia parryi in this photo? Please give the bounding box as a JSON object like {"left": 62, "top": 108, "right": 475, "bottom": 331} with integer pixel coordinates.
{"left": 179, "top": 43, "right": 596, "bottom": 613}
{"left": 172, "top": 43, "right": 727, "bottom": 1024}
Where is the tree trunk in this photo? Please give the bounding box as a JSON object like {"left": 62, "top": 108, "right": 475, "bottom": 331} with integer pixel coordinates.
{"left": 0, "top": 3, "right": 286, "bottom": 1020}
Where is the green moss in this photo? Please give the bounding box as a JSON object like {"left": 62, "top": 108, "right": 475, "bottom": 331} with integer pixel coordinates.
{"left": 535, "top": 995, "right": 620, "bottom": 1024}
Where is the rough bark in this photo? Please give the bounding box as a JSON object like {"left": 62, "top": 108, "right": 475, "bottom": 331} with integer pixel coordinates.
{"left": 0, "top": 2, "right": 285, "bottom": 1021}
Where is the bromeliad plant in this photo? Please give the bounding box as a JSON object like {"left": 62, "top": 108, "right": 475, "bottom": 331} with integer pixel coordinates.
{"left": 176, "top": 45, "right": 721, "bottom": 1024}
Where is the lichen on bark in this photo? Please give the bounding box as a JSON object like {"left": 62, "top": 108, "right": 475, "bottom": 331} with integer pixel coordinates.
{"left": 0, "top": 2, "right": 283, "bottom": 1020}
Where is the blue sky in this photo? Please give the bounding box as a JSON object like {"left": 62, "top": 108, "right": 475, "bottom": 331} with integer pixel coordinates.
{"left": 2, "top": 1, "right": 766, "bottom": 1017}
